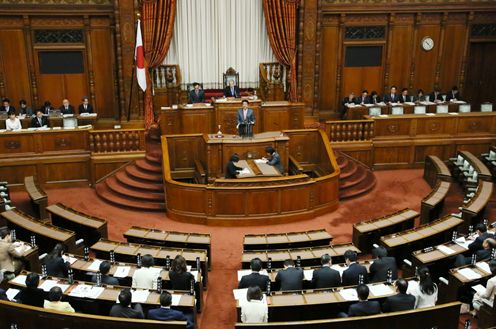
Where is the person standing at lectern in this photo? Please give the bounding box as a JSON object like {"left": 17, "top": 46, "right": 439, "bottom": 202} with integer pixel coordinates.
{"left": 188, "top": 82, "right": 205, "bottom": 104}
{"left": 264, "top": 146, "right": 283, "bottom": 174}
{"left": 236, "top": 100, "right": 255, "bottom": 137}
{"left": 225, "top": 153, "right": 243, "bottom": 179}
{"left": 224, "top": 79, "right": 240, "bottom": 98}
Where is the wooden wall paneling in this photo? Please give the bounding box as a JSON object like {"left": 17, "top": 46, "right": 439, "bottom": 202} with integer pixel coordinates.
{"left": 318, "top": 16, "right": 339, "bottom": 119}
{"left": 43, "top": 157, "right": 90, "bottom": 185}
{"left": 0, "top": 164, "right": 37, "bottom": 186}
{"left": 246, "top": 190, "right": 279, "bottom": 215}
{"left": 438, "top": 14, "right": 467, "bottom": 92}
{"left": 300, "top": 0, "right": 318, "bottom": 117}
{"left": 213, "top": 191, "right": 246, "bottom": 216}
{"left": 280, "top": 186, "right": 310, "bottom": 213}
{"left": 262, "top": 107, "right": 289, "bottom": 132}
{"left": 414, "top": 143, "right": 453, "bottom": 164}
{"left": 388, "top": 16, "right": 414, "bottom": 90}
{"left": 373, "top": 142, "right": 413, "bottom": 168}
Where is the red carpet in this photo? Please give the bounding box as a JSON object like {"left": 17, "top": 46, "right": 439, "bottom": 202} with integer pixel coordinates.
{"left": 9, "top": 168, "right": 490, "bottom": 328}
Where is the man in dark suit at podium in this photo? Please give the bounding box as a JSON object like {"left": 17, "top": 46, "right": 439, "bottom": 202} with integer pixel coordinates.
{"left": 224, "top": 79, "right": 240, "bottom": 98}
{"left": 236, "top": 99, "right": 255, "bottom": 137}
{"left": 311, "top": 254, "right": 341, "bottom": 289}
{"left": 188, "top": 82, "right": 205, "bottom": 103}
{"left": 31, "top": 109, "right": 48, "bottom": 127}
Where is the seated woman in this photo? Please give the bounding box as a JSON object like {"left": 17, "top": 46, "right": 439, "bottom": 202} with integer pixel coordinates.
{"left": 472, "top": 259, "right": 496, "bottom": 315}
{"left": 5, "top": 110, "right": 21, "bottom": 131}
{"left": 407, "top": 266, "right": 438, "bottom": 308}
{"left": 44, "top": 286, "right": 75, "bottom": 313}
{"left": 241, "top": 286, "right": 268, "bottom": 323}
{"left": 169, "top": 255, "right": 195, "bottom": 291}
{"left": 43, "top": 243, "right": 69, "bottom": 278}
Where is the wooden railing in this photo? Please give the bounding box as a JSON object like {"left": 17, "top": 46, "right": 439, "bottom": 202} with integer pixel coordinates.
{"left": 325, "top": 120, "right": 375, "bottom": 142}
{"left": 89, "top": 129, "right": 146, "bottom": 153}
{"left": 150, "top": 64, "right": 181, "bottom": 89}
{"left": 259, "top": 62, "right": 287, "bottom": 101}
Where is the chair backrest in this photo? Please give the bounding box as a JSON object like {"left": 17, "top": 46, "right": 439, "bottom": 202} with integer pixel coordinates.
{"left": 463, "top": 160, "right": 470, "bottom": 170}
{"left": 481, "top": 103, "right": 493, "bottom": 112}
{"left": 391, "top": 106, "right": 404, "bottom": 115}
{"left": 186, "top": 83, "right": 204, "bottom": 92}
{"left": 223, "top": 67, "right": 240, "bottom": 89}
{"left": 369, "top": 107, "right": 381, "bottom": 116}
{"left": 457, "top": 154, "right": 463, "bottom": 165}
{"left": 436, "top": 105, "right": 448, "bottom": 113}
{"left": 414, "top": 105, "right": 426, "bottom": 114}
{"left": 490, "top": 150, "right": 496, "bottom": 159}
{"left": 458, "top": 104, "right": 471, "bottom": 113}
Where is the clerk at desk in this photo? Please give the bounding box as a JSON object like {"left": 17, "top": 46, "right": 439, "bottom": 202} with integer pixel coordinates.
{"left": 225, "top": 153, "right": 243, "bottom": 178}
{"left": 236, "top": 99, "right": 255, "bottom": 137}
{"left": 31, "top": 109, "right": 48, "bottom": 128}
{"left": 59, "top": 99, "right": 74, "bottom": 115}
{"left": 264, "top": 146, "right": 284, "bottom": 174}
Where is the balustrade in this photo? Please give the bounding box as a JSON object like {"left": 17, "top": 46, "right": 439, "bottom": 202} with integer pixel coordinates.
{"left": 89, "top": 129, "right": 145, "bottom": 153}
{"left": 325, "top": 120, "right": 374, "bottom": 142}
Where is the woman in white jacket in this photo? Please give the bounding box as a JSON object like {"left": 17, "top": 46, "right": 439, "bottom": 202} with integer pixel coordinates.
{"left": 473, "top": 259, "right": 496, "bottom": 313}
{"left": 241, "top": 286, "right": 268, "bottom": 323}
{"left": 5, "top": 110, "right": 21, "bottom": 131}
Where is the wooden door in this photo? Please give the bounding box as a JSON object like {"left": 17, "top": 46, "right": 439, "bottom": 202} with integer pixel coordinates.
{"left": 464, "top": 42, "right": 496, "bottom": 108}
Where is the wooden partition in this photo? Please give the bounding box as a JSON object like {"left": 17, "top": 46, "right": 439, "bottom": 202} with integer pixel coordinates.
{"left": 162, "top": 129, "right": 340, "bottom": 225}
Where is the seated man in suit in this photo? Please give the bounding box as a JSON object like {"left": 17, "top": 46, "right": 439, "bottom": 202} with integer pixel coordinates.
{"left": 225, "top": 153, "right": 243, "bottom": 179}
{"left": 78, "top": 97, "right": 94, "bottom": 114}
{"left": 413, "top": 89, "right": 426, "bottom": 102}
{"left": 188, "top": 82, "right": 205, "bottom": 104}
{"left": 148, "top": 291, "right": 193, "bottom": 329}
{"left": 369, "top": 246, "right": 398, "bottom": 283}
{"left": 236, "top": 99, "right": 255, "bottom": 137}
{"left": 59, "top": 99, "right": 74, "bottom": 115}
{"left": 382, "top": 278, "right": 416, "bottom": 312}
{"left": 132, "top": 254, "right": 160, "bottom": 290}
{"left": 311, "top": 253, "right": 341, "bottom": 289}
{"left": 109, "top": 288, "right": 144, "bottom": 319}
{"left": 275, "top": 259, "right": 303, "bottom": 291}
{"left": 354, "top": 90, "right": 370, "bottom": 105}
{"left": 16, "top": 272, "right": 45, "bottom": 308}
{"left": 40, "top": 101, "right": 54, "bottom": 114}
{"left": 342, "top": 249, "right": 368, "bottom": 286}
{"left": 340, "top": 92, "right": 355, "bottom": 119}
{"left": 238, "top": 257, "right": 270, "bottom": 291}
{"left": 263, "top": 146, "right": 284, "bottom": 174}
{"left": 224, "top": 79, "right": 240, "bottom": 98}
{"left": 428, "top": 88, "right": 443, "bottom": 103}
{"left": 347, "top": 284, "right": 381, "bottom": 317}
{"left": 399, "top": 88, "right": 410, "bottom": 103}
{"left": 0, "top": 98, "right": 15, "bottom": 113}
{"left": 19, "top": 100, "right": 33, "bottom": 116}
{"left": 370, "top": 91, "right": 381, "bottom": 104}
{"left": 455, "top": 238, "right": 496, "bottom": 267}
{"left": 468, "top": 223, "right": 494, "bottom": 253}
{"left": 31, "top": 109, "right": 48, "bottom": 128}
{"left": 383, "top": 86, "right": 400, "bottom": 104}
{"left": 91, "top": 260, "right": 119, "bottom": 286}
{"left": 446, "top": 86, "right": 462, "bottom": 101}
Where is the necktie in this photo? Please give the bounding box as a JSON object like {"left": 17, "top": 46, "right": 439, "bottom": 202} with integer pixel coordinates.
{"left": 38, "top": 118, "right": 42, "bottom": 126}
{"left": 231, "top": 88, "right": 234, "bottom": 96}
{"left": 244, "top": 110, "right": 247, "bottom": 120}
{"left": 84, "top": 105, "right": 87, "bottom": 110}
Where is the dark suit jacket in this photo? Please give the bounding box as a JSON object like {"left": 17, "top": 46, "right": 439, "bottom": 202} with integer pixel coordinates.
{"left": 0, "top": 106, "right": 15, "bottom": 113}
{"left": 342, "top": 263, "right": 368, "bottom": 286}
{"left": 39, "top": 106, "right": 54, "bottom": 114}
{"left": 188, "top": 90, "right": 205, "bottom": 103}
{"left": 382, "top": 293, "right": 416, "bottom": 312}
{"left": 267, "top": 151, "right": 284, "bottom": 174}
{"left": 275, "top": 267, "right": 304, "bottom": 291}
{"left": 224, "top": 86, "right": 240, "bottom": 98}
{"left": 311, "top": 266, "right": 341, "bottom": 289}
{"left": 91, "top": 274, "right": 119, "bottom": 286}
{"left": 428, "top": 92, "right": 443, "bottom": 102}
{"left": 225, "top": 161, "right": 243, "bottom": 178}
{"left": 238, "top": 272, "right": 270, "bottom": 291}
{"left": 383, "top": 93, "right": 400, "bottom": 103}
{"left": 413, "top": 95, "right": 427, "bottom": 102}
{"left": 237, "top": 108, "right": 255, "bottom": 125}
{"left": 169, "top": 271, "right": 195, "bottom": 291}
{"left": 446, "top": 91, "right": 461, "bottom": 101}
{"left": 354, "top": 96, "right": 371, "bottom": 105}
{"left": 17, "top": 287, "right": 45, "bottom": 307}
{"left": 44, "top": 256, "right": 69, "bottom": 277}
{"left": 109, "top": 304, "right": 144, "bottom": 319}
{"left": 371, "top": 95, "right": 381, "bottom": 104}
{"left": 148, "top": 307, "right": 193, "bottom": 329}
{"left": 348, "top": 300, "right": 381, "bottom": 316}
{"left": 78, "top": 104, "right": 94, "bottom": 114}
{"left": 399, "top": 95, "right": 410, "bottom": 103}
{"left": 468, "top": 232, "right": 494, "bottom": 252}
{"left": 19, "top": 107, "right": 33, "bottom": 116}
{"left": 60, "top": 105, "right": 75, "bottom": 115}
{"left": 369, "top": 257, "right": 398, "bottom": 283}
{"left": 30, "top": 116, "right": 48, "bottom": 128}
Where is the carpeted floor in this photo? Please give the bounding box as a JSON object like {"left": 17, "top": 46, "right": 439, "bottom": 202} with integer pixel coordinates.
{"left": 10, "top": 168, "right": 491, "bottom": 328}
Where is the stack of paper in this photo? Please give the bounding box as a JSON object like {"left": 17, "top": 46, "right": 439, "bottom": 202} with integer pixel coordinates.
{"left": 303, "top": 269, "right": 314, "bottom": 281}
{"left": 113, "top": 266, "right": 131, "bottom": 278}
{"left": 339, "top": 288, "right": 358, "bottom": 301}
{"left": 368, "top": 284, "right": 394, "bottom": 297}
{"left": 457, "top": 268, "right": 482, "bottom": 280}
{"left": 10, "top": 275, "right": 27, "bottom": 286}
{"left": 39, "top": 280, "right": 70, "bottom": 293}
{"left": 69, "top": 284, "right": 104, "bottom": 299}
{"left": 6, "top": 288, "right": 20, "bottom": 301}
{"left": 232, "top": 288, "right": 267, "bottom": 304}
{"left": 476, "top": 262, "right": 491, "bottom": 274}
{"left": 87, "top": 260, "right": 103, "bottom": 271}
{"left": 62, "top": 255, "right": 78, "bottom": 265}
{"left": 131, "top": 289, "right": 150, "bottom": 303}
{"left": 472, "top": 284, "right": 486, "bottom": 295}
{"left": 454, "top": 237, "right": 471, "bottom": 250}
{"left": 330, "top": 264, "right": 348, "bottom": 276}
{"left": 437, "top": 245, "right": 456, "bottom": 255}
{"left": 171, "top": 294, "right": 182, "bottom": 306}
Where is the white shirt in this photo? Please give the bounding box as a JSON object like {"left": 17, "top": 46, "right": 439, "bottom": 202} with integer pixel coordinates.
{"left": 131, "top": 267, "right": 161, "bottom": 290}
{"left": 241, "top": 299, "right": 268, "bottom": 323}
{"left": 407, "top": 280, "right": 438, "bottom": 308}
{"left": 477, "top": 275, "right": 496, "bottom": 304}
{"left": 6, "top": 118, "right": 21, "bottom": 131}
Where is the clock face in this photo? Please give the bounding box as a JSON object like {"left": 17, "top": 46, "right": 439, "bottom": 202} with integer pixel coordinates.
{"left": 422, "top": 37, "right": 434, "bottom": 51}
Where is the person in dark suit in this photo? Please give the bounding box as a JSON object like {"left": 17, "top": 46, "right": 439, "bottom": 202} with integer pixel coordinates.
{"left": 275, "top": 259, "right": 304, "bottom": 291}
{"left": 446, "top": 86, "right": 462, "bottom": 101}
{"left": 59, "top": 99, "right": 74, "bottom": 115}
{"left": 188, "top": 82, "right": 205, "bottom": 103}
{"left": 370, "top": 91, "right": 381, "bottom": 104}
{"left": 369, "top": 246, "right": 398, "bottom": 283}
{"left": 31, "top": 109, "right": 48, "bottom": 128}
{"left": 264, "top": 147, "right": 283, "bottom": 174}
{"left": 382, "top": 278, "right": 416, "bottom": 312}
{"left": 109, "top": 288, "right": 144, "bottom": 319}
{"left": 238, "top": 257, "right": 270, "bottom": 292}
{"left": 428, "top": 88, "right": 443, "bottom": 102}
{"left": 225, "top": 153, "right": 243, "bottom": 179}
{"left": 148, "top": 291, "right": 193, "bottom": 329}
{"left": 342, "top": 250, "right": 368, "bottom": 286}
{"left": 43, "top": 243, "right": 69, "bottom": 278}
{"left": 413, "top": 89, "right": 426, "bottom": 102}
{"left": 16, "top": 272, "right": 45, "bottom": 307}
{"left": 1, "top": 98, "right": 15, "bottom": 113}
{"left": 19, "top": 100, "right": 33, "bottom": 116}
{"left": 347, "top": 284, "right": 381, "bottom": 317}
{"left": 39, "top": 101, "right": 54, "bottom": 114}
{"left": 236, "top": 100, "right": 255, "bottom": 137}
{"left": 224, "top": 79, "right": 240, "bottom": 98}
{"left": 340, "top": 92, "right": 356, "bottom": 119}
{"left": 78, "top": 97, "right": 94, "bottom": 114}
{"left": 399, "top": 88, "right": 410, "bottom": 103}
{"left": 455, "top": 238, "right": 496, "bottom": 267}
{"left": 468, "top": 224, "right": 494, "bottom": 253}
{"left": 311, "top": 253, "right": 341, "bottom": 289}
{"left": 355, "top": 90, "right": 371, "bottom": 105}
{"left": 91, "top": 260, "right": 119, "bottom": 286}
{"left": 169, "top": 255, "right": 195, "bottom": 291}
{"left": 383, "top": 86, "right": 400, "bottom": 103}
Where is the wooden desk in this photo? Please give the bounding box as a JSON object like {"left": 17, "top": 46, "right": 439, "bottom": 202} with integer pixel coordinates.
{"left": 7, "top": 239, "right": 41, "bottom": 273}
{"left": 423, "top": 155, "right": 452, "bottom": 188}
{"left": 241, "top": 243, "right": 360, "bottom": 269}
{"left": 243, "top": 229, "right": 332, "bottom": 251}
{"left": 90, "top": 239, "right": 208, "bottom": 287}
{"left": 346, "top": 102, "right": 465, "bottom": 120}
{"left": 445, "top": 261, "right": 493, "bottom": 303}
{"left": 24, "top": 176, "right": 48, "bottom": 220}
{"left": 461, "top": 181, "right": 493, "bottom": 232}
{"left": 1, "top": 209, "right": 78, "bottom": 254}
{"left": 123, "top": 227, "right": 211, "bottom": 269}
{"left": 459, "top": 151, "right": 493, "bottom": 181}
{"left": 420, "top": 181, "right": 451, "bottom": 224}
{"left": 47, "top": 203, "right": 108, "bottom": 246}
{"left": 235, "top": 159, "right": 282, "bottom": 178}
{"left": 352, "top": 208, "right": 418, "bottom": 254}
{"left": 0, "top": 114, "right": 97, "bottom": 130}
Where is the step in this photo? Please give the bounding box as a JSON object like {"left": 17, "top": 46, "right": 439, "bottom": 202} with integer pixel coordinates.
{"left": 96, "top": 183, "right": 165, "bottom": 211}
{"left": 340, "top": 172, "right": 377, "bottom": 200}
{"left": 145, "top": 153, "right": 162, "bottom": 165}
{"left": 105, "top": 176, "right": 164, "bottom": 202}
{"left": 337, "top": 157, "right": 349, "bottom": 170}
{"left": 125, "top": 165, "right": 163, "bottom": 183}
{"left": 135, "top": 159, "right": 163, "bottom": 174}
{"left": 339, "top": 160, "right": 358, "bottom": 179}
{"left": 115, "top": 171, "right": 163, "bottom": 192}
{"left": 340, "top": 165, "right": 368, "bottom": 189}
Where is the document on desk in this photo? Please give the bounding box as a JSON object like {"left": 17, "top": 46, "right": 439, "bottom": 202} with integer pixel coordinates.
{"left": 303, "top": 269, "right": 314, "bottom": 281}
{"left": 339, "top": 288, "right": 358, "bottom": 301}
{"left": 454, "top": 237, "right": 471, "bottom": 250}
{"left": 69, "top": 284, "right": 104, "bottom": 299}
{"left": 330, "top": 264, "right": 348, "bottom": 276}
{"left": 476, "top": 262, "right": 491, "bottom": 274}
{"left": 472, "top": 284, "right": 486, "bottom": 295}
{"left": 368, "top": 284, "right": 394, "bottom": 297}
{"left": 171, "top": 294, "right": 182, "bottom": 306}
{"left": 457, "top": 268, "right": 482, "bottom": 280}
{"left": 254, "top": 159, "right": 266, "bottom": 164}
{"left": 437, "top": 245, "right": 456, "bottom": 255}
{"left": 6, "top": 288, "right": 20, "bottom": 301}
{"left": 62, "top": 255, "right": 78, "bottom": 265}
{"left": 131, "top": 289, "right": 150, "bottom": 303}
{"left": 233, "top": 288, "right": 248, "bottom": 301}
{"left": 87, "top": 259, "right": 103, "bottom": 271}
{"left": 14, "top": 243, "right": 31, "bottom": 255}
{"left": 10, "top": 275, "right": 27, "bottom": 286}
{"left": 113, "top": 266, "right": 131, "bottom": 278}
{"left": 40, "top": 280, "right": 70, "bottom": 293}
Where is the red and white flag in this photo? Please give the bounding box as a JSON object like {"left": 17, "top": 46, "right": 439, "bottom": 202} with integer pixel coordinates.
{"left": 135, "top": 19, "right": 147, "bottom": 92}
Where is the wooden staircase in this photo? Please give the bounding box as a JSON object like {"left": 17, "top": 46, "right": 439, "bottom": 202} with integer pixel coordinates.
{"left": 336, "top": 151, "right": 377, "bottom": 200}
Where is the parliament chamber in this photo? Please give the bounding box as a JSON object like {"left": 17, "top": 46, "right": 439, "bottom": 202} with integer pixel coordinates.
{"left": 0, "top": 0, "right": 495, "bottom": 329}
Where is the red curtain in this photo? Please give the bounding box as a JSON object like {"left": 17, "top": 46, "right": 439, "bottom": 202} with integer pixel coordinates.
{"left": 141, "top": 0, "right": 176, "bottom": 129}
{"left": 263, "top": 0, "right": 299, "bottom": 102}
